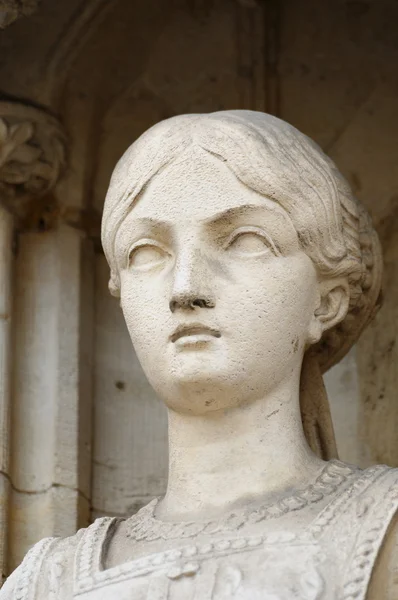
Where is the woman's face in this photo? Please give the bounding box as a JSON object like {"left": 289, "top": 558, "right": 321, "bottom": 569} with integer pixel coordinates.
{"left": 114, "top": 147, "right": 321, "bottom": 414}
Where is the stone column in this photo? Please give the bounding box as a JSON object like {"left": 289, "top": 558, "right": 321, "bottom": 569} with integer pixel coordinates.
{"left": 0, "top": 204, "right": 13, "bottom": 585}
{"left": 0, "top": 102, "right": 68, "bottom": 579}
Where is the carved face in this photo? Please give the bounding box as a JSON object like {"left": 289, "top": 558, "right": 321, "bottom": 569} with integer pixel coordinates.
{"left": 114, "top": 146, "right": 322, "bottom": 414}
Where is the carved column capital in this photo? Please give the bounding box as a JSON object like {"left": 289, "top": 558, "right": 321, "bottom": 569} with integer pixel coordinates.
{"left": 0, "top": 0, "right": 40, "bottom": 28}
{"left": 0, "top": 102, "right": 67, "bottom": 227}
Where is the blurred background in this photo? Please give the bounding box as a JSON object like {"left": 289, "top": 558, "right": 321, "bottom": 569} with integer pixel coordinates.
{"left": 0, "top": 0, "right": 398, "bottom": 579}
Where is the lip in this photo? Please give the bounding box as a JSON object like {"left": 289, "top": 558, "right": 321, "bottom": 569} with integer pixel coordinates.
{"left": 170, "top": 324, "right": 221, "bottom": 344}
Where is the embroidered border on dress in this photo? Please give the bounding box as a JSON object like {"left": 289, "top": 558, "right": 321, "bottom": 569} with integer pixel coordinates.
{"left": 125, "top": 460, "right": 357, "bottom": 542}
{"left": 73, "top": 517, "right": 118, "bottom": 594}
{"left": 308, "top": 465, "right": 386, "bottom": 538}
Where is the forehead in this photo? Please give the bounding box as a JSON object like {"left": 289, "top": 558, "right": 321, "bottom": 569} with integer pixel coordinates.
{"left": 129, "top": 146, "right": 288, "bottom": 225}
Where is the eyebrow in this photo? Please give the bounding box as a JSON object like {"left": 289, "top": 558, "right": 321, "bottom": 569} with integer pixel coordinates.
{"left": 202, "top": 203, "right": 277, "bottom": 225}
{"left": 127, "top": 216, "right": 171, "bottom": 229}
{"left": 127, "top": 204, "right": 278, "bottom": 230}
{"left": 117, "top": 216, "right": 172, "bottom": 241}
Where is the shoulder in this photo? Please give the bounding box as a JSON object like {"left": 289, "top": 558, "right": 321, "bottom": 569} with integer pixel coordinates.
{"left": 0, "top": 518, "right": 115, "bottom": 600}
{"left": 345, "top": 464, "right": 398, "bottom": 600}
{"left": 367, "top": 511, "right": 398, "bottom": 600}
{"left": 0, "top": 533, "right": 82, "bottom": 600}
{"left": 358, "top": 463, "right": 398, "bottom": 515}
{"left": 341, "top": 461, "right": 398, "bottom": 506}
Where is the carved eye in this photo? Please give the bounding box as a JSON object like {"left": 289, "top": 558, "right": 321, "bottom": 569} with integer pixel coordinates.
{"left": 227, "top": 228, "right": 277, "bottom": 257}
{"left": 128, "top": 242, "right": 168, "bottom": 270}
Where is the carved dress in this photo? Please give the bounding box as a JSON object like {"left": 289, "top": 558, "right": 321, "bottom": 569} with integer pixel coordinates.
{"left": 2, "top": 461, "right": 398, "bottom": 600}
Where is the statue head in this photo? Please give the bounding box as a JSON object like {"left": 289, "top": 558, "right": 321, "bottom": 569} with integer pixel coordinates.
{"left": 101, "top": 111, "right": 382, "bottom": 432}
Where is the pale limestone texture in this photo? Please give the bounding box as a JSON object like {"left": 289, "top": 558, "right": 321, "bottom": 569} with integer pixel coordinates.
{"left": 1, "top": 0, "right": 398, "bottom": 589}
{"left": 2, "top": 111, "right": 397, "bottom": 599}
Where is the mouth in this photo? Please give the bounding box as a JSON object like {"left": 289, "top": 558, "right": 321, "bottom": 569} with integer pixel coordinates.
{"left": 170, "top": 324, "right": 221, "bottom": 344}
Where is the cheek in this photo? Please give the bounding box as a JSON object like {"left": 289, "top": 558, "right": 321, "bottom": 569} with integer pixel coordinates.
{"left": 228, "top": 259, "right": 317, "bottom": 348}
{"left": 120, "top": 277, "right": 168, "bottom": 348}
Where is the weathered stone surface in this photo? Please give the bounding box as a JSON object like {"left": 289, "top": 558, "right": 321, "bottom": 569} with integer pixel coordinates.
{"left": 0, "top": 102, "right": 66, "bottom": 227}
{"left": 0, "top": 102, "right": 67, "bottom": 580}
{"left": 92, "top": 255, "right": 168, "bottom": 519}
{"left": 0, "top": 0, "right": 398, "bottom": 588}
{"left": 3, "top": 110, "right": 394, "bottom": 599}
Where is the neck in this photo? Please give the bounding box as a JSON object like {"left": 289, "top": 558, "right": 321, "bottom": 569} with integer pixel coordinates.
{"left": 157, "top": 368, "right": 325, "bottom": 521}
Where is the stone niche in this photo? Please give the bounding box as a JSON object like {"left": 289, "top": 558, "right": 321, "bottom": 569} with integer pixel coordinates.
{"left": 0, "top": 0, "right": 398, "bottom": 580}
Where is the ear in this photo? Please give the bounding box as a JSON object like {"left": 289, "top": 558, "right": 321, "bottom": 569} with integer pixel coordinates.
{"left": 307, "top": 278, "right": 350, "bottom": 346}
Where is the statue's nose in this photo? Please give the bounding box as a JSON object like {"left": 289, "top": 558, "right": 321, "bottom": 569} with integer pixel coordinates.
{"left": 169, "top": 248, "right": 216, "bottom": 313}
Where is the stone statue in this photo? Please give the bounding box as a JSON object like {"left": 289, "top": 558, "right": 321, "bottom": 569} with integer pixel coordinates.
{"left": 2, "top": 110, "right": 397, "bottom": 599}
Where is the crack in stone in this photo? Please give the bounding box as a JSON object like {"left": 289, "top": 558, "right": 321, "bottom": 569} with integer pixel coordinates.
{"left": 0, "top": 469, "right": 90, "bottom": 503}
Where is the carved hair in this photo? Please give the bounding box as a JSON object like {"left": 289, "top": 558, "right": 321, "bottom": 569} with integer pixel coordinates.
{"left": 102, "top": 110, "right": 383, "bottom": 460}
{"left": 102, "top": 110, "right": 382, "bottom": 373}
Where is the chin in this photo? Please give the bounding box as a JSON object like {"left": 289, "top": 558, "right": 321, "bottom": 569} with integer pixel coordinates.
{"left": 145, "top": 353, "right": 279, "bottom": 413}
{"left": 164, "top": 392, "right": 235, "bottom": 415}
{"left": 153, "top": 371, "right": 247, "bottom": 415}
